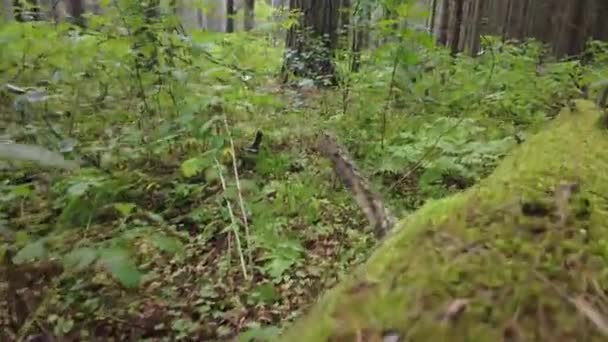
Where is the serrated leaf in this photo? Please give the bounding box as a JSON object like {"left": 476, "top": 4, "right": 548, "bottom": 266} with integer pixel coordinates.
{"left": 98, "top": 248, "right": 142, "bottom": 288}
{"left": 263, "top": 258, "right": 295, "bottom": 279}
{"left": 63, "top": 247, "right": 97, "bottom": 270}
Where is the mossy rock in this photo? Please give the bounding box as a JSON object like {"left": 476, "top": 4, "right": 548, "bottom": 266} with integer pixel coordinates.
{"left": 281, "top": 100, "right": 608, "bottom": 341}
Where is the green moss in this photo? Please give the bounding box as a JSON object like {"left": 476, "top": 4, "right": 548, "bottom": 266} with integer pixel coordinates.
{"left": 280, "top": 100, "right": 608, "bottom": 341}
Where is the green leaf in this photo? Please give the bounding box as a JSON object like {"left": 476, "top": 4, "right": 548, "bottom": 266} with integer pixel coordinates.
{"left": 237, "top": 326, "right": 281, "bottom": 342}
{"left": 114, "top": 202, "right": 137, "bottom": 217}
{"left": 263, "top": 257, "right": 295, "bottom": 279}
{"left": 250, "top": 283, "right": 279, "bottom": 304}
{"left": 150, "top": 234, "right": 184, "bottom": 254}
{"left": 13, "top": 239, "right": 46, "bottom": 264}
{"left": 11, "top": 184, "right": 33, "bottom": 197}
{"left": 98, "top": 248, "right": 142, "bottom": 288}
{"left": 67, "top": 182, "right": 90, "bottom": 197}
{"left": 63, "top": 247, "right": 98, "bottom": 271}
{"left": 181, "top": 155, "right": 213, "bottom": 178}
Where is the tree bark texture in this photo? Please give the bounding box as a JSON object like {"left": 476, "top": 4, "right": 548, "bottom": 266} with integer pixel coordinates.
{"left": 282, "top": 0, "right": 339, "bottom": 86}
{"left": 226, "top": 0, "right": 234, "bottom": 32}
{"left": 243, "top": 0, "right": 254, "bottom": 30}
{"left": 435, "top": 0, "right": 608, "bottom": 58}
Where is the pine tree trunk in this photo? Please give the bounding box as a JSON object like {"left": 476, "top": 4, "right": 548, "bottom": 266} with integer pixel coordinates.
{"left": 244, "top": 0, "right": 254, "bottom": 31}
{"left": 437, "top": 0, "right": 450, "bottom": 45}
{"left": 67, "top": 0, "right": 85, "bottom": 26}
{"left": 281, "top": 0, "right": 339, "bottom": 86}
{"left": 226, "top": 0, "right": 234, "bottom": 32}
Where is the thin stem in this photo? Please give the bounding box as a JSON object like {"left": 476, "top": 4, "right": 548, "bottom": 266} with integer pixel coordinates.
{"left": 214, "top": 158, "right": 249, "bottom": 280}
{"left": 222, "top": 117, "right": 253, "bottom": 268}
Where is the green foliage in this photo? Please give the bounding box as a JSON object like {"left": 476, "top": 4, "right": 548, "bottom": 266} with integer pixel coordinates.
{"left": 1, "top": 1, "right": 607, "bottom": 340}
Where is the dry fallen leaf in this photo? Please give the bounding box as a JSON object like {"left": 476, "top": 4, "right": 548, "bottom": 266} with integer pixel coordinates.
{"left": 438, "top": 298, "right": 470, "bottom": 323}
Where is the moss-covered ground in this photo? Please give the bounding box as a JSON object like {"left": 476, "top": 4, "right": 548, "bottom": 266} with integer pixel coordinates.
{"left": 282, "top": 100, "right": 608, "bottom": 341}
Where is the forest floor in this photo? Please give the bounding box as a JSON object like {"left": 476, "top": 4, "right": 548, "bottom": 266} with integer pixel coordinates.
{"left": 1, "top": 21, "right": 607, "bottom": 341}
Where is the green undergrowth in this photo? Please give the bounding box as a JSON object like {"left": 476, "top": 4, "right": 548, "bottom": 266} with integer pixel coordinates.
{"left": 1, "top": 14, "right": 608, "bottom": 340}
{"left": 281, "top": 100, "right": 608, "bottom": 341}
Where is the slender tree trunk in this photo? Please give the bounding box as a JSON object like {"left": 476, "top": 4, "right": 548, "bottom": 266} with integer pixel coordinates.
{"left": 197, "top": 7, "right": 205, "bottom": 28}
{"left": 244, "top": 0, "right": 254, "bottom": 30}
{"left": 2, "top": 0, "right": 13, "bottom": 21}
{"left": 449, "top": 0, "right": 464, "bottom": 55}
{"left": 282, "top": 0, "right": 339, "bottom": 86}
{"left": 437, "top": 0, "right": 450, "bottom": 45}
{"left": 90, "top": 0, "right": 100, "bottom": 15}
{"left": 67, "top": 0, "right": 85, "bottom": 26}
{"left": 226, "top": 0, "right": 234, "bottom": 32}
{"left": 467, "top": 0, "right": 483, "bottom": 55}
{"left": 339, "top": 0, "right": 350, "bottom": 39}
{"left": 351, "top": 0, "right": 370, "bottom": 72}
{"left": 428, "top": 0, "right": 438, "bottom": 34}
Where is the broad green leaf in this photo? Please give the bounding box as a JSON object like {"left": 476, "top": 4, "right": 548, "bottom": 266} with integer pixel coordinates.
{"left": 150, "top": 234, "right": 184, "bottom": 254}
{"left": 63, "top": 247, "right": 98, "bottom": 270}
{"left": 263, "top": 257, "right": 295, "bottom": 279}
{"left": 98, "top": 248, "right": 142, "bottom": 288}
{"left": 250, "top": 283, "right": 279, "bottom": 304}
{"left": 67, "top": 182, "right": 90, "bottom": 197}
{"left": 13, "top": 239, "right": 46, "bottom": 264}
{"left": 11, "top": 184, "right": 33, "bottom": 197}
{"left": 181, "top": 156, "right": 213, "bottom": 178}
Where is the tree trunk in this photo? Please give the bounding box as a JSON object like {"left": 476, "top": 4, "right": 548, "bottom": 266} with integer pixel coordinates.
{"left": 437, "top": 0, "right": 450, "bottom": 45}
{"left": 281, "top": 0, "right": 339, "bottom": 86}
{"left": 226, "top": 0, "right": 234, "bottom": 32}
{"left": 2, "top": 0, "right": 13, "bottom": 21}
{"left": 350, "top": 0, "right": 370, "bottom": 73}
{"left": 281, "top": 100, "right": 608, "bottom": 341}
{"left": 90, "top": 0, "right": 100, "bottom": 15}
{"left": 66, "top": 0, "right": 85, "bottom": 26}
{"left": 449, "top": 0, "right": 464, "bottom": 56}
{"left": 338, "top": 0, "right": 350, "bottom": 40}
{"left": 428, "top": 0, "right": 438, "bottom": 34}
{"left": 244, "top": 0, "right": 254, "bottom": 30}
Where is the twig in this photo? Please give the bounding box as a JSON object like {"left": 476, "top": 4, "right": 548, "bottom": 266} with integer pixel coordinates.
{"left": 222, "top": 117, "right": 253, "bottom": 269}
{"left": 214, "top": 158, "right": 249, "bottom": 280}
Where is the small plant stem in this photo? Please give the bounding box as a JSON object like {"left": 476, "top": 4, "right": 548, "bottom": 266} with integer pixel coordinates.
{"left": 222, "top": 117, "right": 253, "bottom": 268}
{"left": 214, "top": 158, "right": 249, "bottom": 280}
